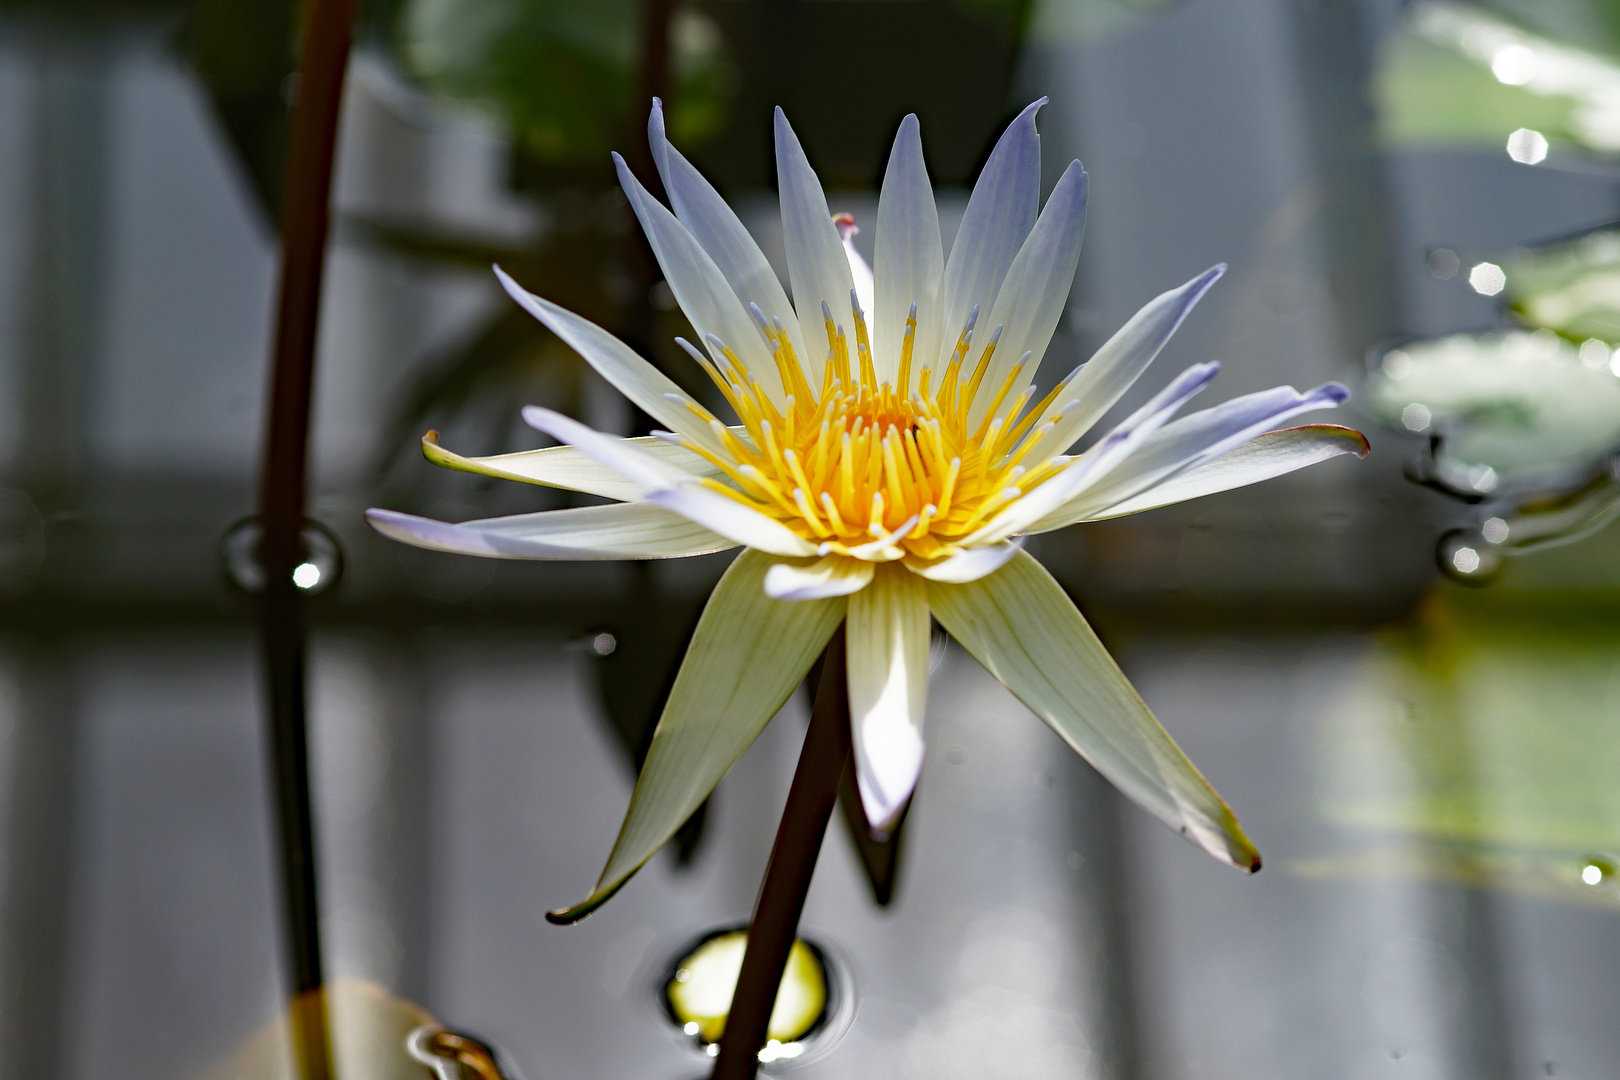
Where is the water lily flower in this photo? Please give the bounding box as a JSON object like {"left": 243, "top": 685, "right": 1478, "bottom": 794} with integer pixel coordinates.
{"left": 367, "top": 99, "right": 1369, "bottom": 922}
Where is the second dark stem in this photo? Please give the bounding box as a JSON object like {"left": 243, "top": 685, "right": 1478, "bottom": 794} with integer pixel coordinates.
{"left": 711, "top": 626, "right": 851, "bottom": 1080}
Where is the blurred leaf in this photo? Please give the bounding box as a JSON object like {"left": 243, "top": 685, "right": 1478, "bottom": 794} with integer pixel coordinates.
{"left": 1505, "top": 226, "right": 1620, "bottom": 343}
{"left": 1373, "top": 1, "right": 1620, "bottom": 154}
{"left": 1292, "top": 839, "right": 1620, "bottom": 914}
{"left": 1369, "top": 330, "right": 1620, "bottom": 481}
{"left": 1319, "top": 592, "right": 1620, "bottom": 855}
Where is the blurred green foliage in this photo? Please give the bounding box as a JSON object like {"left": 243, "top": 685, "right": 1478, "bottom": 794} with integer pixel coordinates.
{"left": 399, "top": 0, "right": 734, "bottom": 165}
{"left": 1310, "top": 589, "right": 1620, "bottom": 910}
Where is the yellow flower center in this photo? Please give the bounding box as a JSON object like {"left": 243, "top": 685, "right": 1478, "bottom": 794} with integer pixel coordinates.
{"left": 677, "top": 300, "right": 1075, "bottom": 561}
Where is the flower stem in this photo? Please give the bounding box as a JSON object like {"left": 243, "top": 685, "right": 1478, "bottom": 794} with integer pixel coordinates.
{"left": 711, "top": 625, "right": 851, "bottom": 1080}
{"left": 256, "top": 0, "right": 356, "bottom": 1078}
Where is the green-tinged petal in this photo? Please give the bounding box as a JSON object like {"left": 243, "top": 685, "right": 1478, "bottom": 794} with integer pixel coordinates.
{"left": 1081, "top": 423, "right": 1371, "bottom": 522}
{"left": 847, "top": 564, "right": 930, "bottom": 831}
{"left": 548, "top": 550, "right": 845, "bottom": 923}
{"left": 421, "top": 431, "right": 720, "bottom": 502}
{"left": 926, "top": 551, "right": 1261, "bottom": 871}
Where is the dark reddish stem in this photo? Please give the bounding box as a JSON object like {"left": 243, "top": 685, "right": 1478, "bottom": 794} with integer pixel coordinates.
{"left": 256, "top": 1, "right": 356, "bottom": 1079}
{"left": 260, "top": 0, "right": 356, "bottom": 576}
{"left": 712, "top": 627, "right": 851, "bottom": 1080}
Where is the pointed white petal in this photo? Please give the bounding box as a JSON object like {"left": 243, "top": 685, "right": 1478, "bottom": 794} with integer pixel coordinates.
{"left": 614, "top": 154, "right": 785, "bottom": 404}
{"left": 364, "top": 503, "right": 734, "bottom": 560}
{"left": 520, "top": 405, "right": 696, "bottom": 491}
{"left": 521, "top": 405, "right": 820, "bottom": 557}
{"left": 421, "top": 430, "right": 720, "bottom": 502}
{"left": 904, "top": 537, "right": 1025, "bottom": 583}
{"left": 775, "top": 108, "right": 856, "bottom": 384}
{"left": 1084, "top": 424, "right": 1370, "bottom": 521}
{"left": 837, "top": 216, "right": 876, "bottom": 325}
{"left": 927, "top": 552, "right": 1260, "bottom": 871}
{"left": 971, "top": 160, "right": 1088, "bottom": 426}
{"left": 874, "top": 114, "right": 944, "bottom": 387}
{"left": 1030, "top": 383, "right": 1351, "bottom": 531}
{"left": 495, "top": 267, "right": 726, "bottom": 456}
{"left": 846, "top": 563, "right": 930, "bottom": 831}
{"left": 963, "top": 362, "right": 1218, "bottom": 545}
{"left": 936, "top": 99, "right": 1044, "bottom": 367}
{"left": 764, "top": 553, "right": 875, "bottom": 600}
{"left": 644, "top": 484, "right": 820, "bottom": 558}
{"left": 647, "top": 100, "right": 810, "bottom": 368}
{"left": 1043, "top": 265, "right": 1224, "bottom": 454}
{"left": 550, "top": 549, "right": 846, "bottom": 922}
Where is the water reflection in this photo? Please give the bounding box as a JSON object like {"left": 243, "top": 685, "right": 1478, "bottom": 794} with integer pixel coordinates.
{"left": 1318, "top": 591, "right": 1620, "bottom": 897}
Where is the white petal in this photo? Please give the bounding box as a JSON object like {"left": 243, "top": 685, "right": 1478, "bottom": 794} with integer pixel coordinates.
{"left": 775, "top": 108, "right": 856, "bottom": 385}
{"left": 644, "top": 484, "right": 820, "bottom": 558}
{"left": 846, "top": 563, "right": 930, "bottom": 831}
{"left": 614, "top": 153, "right": 786, "bottom": 405}
{"left": 422, "top": 430, "right": 720, "bottom": 502}
{"left": 520, "top": 405, "right": 696, "bottom": 492}
{"left": 647, "top": 100, "right": 810, "bottom": 368}
{"left": 364, "top": 503, "right": 734, "bottom": 560}
{"left": 837, "top": 216, "right": 876, "bottom": 326}
{"left": 970, "top": 160, "right": 1088, "bottom": 427}
{"left": 874, "top": 114, "right": 944, "bottom": 388}
{"left": 550, "top": 549, "right": 845, "bottom": 922}
{"left": 522, "top": 405, "right": 820, "bottom": 558}
{"left": 1031, "top": 383, "right": 1351, "bottom": 531}
{"left": 1043, "top": 265, "right": 1225, "bottom": 455}
{"left": 936, "top": 99, "right": 1044, "bottom": 368}
{"left": 904, "top": 537, "right": 1024, "bottom": 583}
{"left": 964, "top": 362, "right": 1218, "bottom": 545}
{"left": 927, "top": 552, "right": 1260, "bottom": 871}
{"left": 1084, "top": 423, "right": 1370, "bottom": 521}
{"left": 763, "top": 553, "right": 875, "bottom": 600}
{"left": 495, "top": 268, "right": 726, "bottom": 456}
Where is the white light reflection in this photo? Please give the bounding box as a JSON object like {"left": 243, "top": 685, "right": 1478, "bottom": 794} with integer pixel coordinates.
{"left": 1451, "top": 545, "right": 1482, "bottom": 574}
{"left": 1402, "top": 403, "right": 1432, "bottom": 432}
{"left": 1383, "top": 350, "right": 1414, "bottom": 378}
{"left": 1482, "top": 517, "right": 1510, "bottom": 543}
{"left": 292, "top": 562, "right": 321, "bottom": 589}
{"left": 1491, "top": 44, "right": 1537, "bottom": 85}
{"left": 1582, "top": 863, "right": 1605, "bottom": 885}
{"left": 1580, "top": 338, "right": 1612, "bottom": 369}
{"left": 1506, "top": 127, "right": 1549, "bottom": 164}
{"left": 1469, "top": 262, "right": 1507, "bottom": 296}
